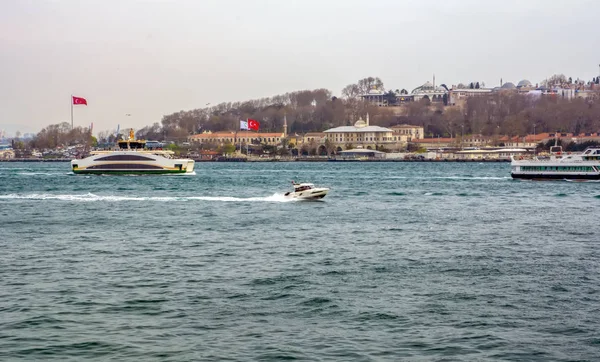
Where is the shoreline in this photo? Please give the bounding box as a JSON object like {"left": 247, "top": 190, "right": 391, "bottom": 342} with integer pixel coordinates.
{"left": 0, "top": 158, "right": 510, "bottom": 163}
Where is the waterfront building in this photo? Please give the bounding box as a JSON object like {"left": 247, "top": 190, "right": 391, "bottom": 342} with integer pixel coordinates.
{"left": 461, "top": 134, "right": 492, "bottom": 147}
{"left": 454, "top": 148, "right": 529, "bottom": 160}
{"left": 338, "top": 148, "right": 386, "bottom": 159}
{"left": 499, "top": 135, "right": 538, "bottom": 149}
{"left": 389, "top": 124, "right": 424, "bottom": 141}
{"left": 188, "top": 131, "right": 285, "bottom": 146}
{"left": 324, "top": 114, "right": 403, "bottom": 151}
{"left": 410, "top": 137, "right": 457, "bottom": 150}
{"left": 303, "top": 132, "right": 326, "bottom": 144}
{"left": 0, "top": 144, "right": 15, "bottom": 159}
{"left": 286, "top": 132, "right": 326, "bottom": 149}
{"left": 189, "top": 115, "right": 289, "bottom": 148}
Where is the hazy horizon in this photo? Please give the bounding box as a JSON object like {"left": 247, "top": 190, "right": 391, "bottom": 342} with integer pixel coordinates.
{"left": 2, "top": 0, "right": 600, "bottom": 136}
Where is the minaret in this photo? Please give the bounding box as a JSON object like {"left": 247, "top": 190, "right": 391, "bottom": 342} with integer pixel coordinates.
{"left": 283, "top": 114, "right": 288, "bottom": 138}
{"left": 433, "top": 74, "right": 436, "bottom": 89}
{"left": 366, "top": 113, "right": 370, "bottom": 126}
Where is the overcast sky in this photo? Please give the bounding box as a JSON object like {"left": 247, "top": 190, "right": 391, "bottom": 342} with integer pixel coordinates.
{"left": 1, "top": 0, "right": 599, "bottom": 135}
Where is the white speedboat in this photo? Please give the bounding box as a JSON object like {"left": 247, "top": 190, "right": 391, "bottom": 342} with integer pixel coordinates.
{"left": 284, "top": 182, "right": 329, "bottom": 200}
{"left": 71, "top": 129, "right": 195, "bottom": 175}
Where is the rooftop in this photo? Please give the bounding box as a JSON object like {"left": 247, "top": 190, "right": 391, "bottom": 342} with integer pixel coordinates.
{"left": 411, "top": 137, "right": 456, "bottom": 143}
{"left": 411, "top": 81, "right": 448, "bottom": 95}
{"left": 340, "top": 148, "right": 385, "bottom": 154}
{"left": 390, "top": 124, "right": 422, "bottom": 129}
{"left": 189, "top": 131, "right": 284, "bottom": 139}
{"left": 324, "top": 125, "right": 393, "bottom": 133}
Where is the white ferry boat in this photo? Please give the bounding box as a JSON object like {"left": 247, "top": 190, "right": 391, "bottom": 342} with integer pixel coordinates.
{"left": 510, "top": 146, "right": 600, "bottom": 180}
{"left": 71, "top": 130, "right": 195, "bottom": 175}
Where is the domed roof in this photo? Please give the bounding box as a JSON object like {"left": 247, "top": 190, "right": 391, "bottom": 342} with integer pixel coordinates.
{"left": 501, "top": 82, "right": 516, "bottom": 89}
{"left": 367, "top": 87, "right": 384, "bottom": 95}
{"left": 354, "top": 118, "right": 367, "bottom": 128}
{"left": 517, "top": 79, "right": 532, "bottom": 88}
{"left": 411, "top": 81, "right": 448, "bottom": 95}
{"left": 420, "top": 81, "right": 434, "bottom": 90}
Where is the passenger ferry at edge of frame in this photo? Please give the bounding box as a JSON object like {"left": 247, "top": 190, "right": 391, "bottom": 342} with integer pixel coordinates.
{"left": 510, "top": 143, "right": 600, "bottom": 180}
{"left": 71, "top": 129, "right": 195, "bottom": 175}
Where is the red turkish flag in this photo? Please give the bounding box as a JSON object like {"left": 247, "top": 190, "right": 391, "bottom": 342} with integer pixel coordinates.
{"left": 72, "top": 96, "right": 87, "bottom": 105}
{"left": 248, "top": 119, "right": 260, "bottom": 131}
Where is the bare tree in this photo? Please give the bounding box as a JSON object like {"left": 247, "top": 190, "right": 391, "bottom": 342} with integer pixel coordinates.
{"left": 341, "top": 84, "right": 361, "bottom": 99}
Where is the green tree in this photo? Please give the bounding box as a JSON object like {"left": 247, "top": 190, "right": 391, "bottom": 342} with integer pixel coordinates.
{"left": 167, "top": 143, "right": 181, "bottom": 155}
{"left": 222, "top": 142, "right": 235, "bottom": 154}
{"left": 384, "top": 90, "right": 397, "bottom": 106}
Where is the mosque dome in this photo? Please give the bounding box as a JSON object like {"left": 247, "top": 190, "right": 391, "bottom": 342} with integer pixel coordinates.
{"left": 354, "top": 117, "right": 367, "bottom": 128}
{"left": 517, "top": 79, "right": 532, "bottom": 88}
{"left": 501, "top": 82, "right": 516, "bottom": 89}
{"left": 411, "top": 81, "right": 447, "bottom": 95}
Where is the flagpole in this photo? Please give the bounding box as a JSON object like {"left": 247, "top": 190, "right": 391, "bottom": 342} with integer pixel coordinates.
{"left": 70, "top": 94, "right": 73, "bottom": 130}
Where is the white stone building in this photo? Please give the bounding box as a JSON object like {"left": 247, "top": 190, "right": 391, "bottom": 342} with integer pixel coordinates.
{"left": 324, "top": 115, "right": 405, "bottom": 151}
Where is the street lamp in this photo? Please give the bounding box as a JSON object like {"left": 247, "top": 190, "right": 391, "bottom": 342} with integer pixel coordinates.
{"left": 533, "top": 124, "right": 537, "bottom": 155}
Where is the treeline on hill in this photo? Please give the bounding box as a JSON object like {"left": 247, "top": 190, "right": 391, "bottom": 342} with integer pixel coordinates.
{"left": 24, "top": 123, "right": 95, "bottom": 149}
{"left": 18, "top": 76, "right": 600, "bottom": 148}
{"left": 135, "top": 76, "right": 600, "bottom": 143}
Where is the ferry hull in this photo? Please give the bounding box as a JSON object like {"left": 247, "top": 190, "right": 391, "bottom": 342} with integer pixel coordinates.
{"left": 511, "top": 173, "right": 600, "bottom": 180}
{"left": 72, "top": 169, "right": 190, "bottom": 175}
{"left": 71, "top": 152, "right": 195, "bottom": 176}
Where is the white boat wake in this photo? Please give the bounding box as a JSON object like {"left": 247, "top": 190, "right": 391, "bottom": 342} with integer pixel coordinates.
{"left": 0, "top": 192, "right": 295, "bottom": 203}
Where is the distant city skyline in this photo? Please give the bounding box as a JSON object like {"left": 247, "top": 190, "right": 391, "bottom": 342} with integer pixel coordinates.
{"left": 1, "top": 0, "right": 600, "bottom": 136}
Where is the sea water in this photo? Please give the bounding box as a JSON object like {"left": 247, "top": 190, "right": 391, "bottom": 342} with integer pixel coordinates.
{"left": 1, "top": 162, "right": 599, "bottom": 361}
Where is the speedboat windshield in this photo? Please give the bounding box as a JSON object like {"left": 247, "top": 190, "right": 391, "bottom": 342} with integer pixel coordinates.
{"left": 294, "top": 184, "right": 314, "bottom": 192}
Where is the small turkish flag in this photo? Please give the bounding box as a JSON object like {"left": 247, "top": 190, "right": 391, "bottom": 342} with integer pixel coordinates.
{"left": 72, "top": 96, "right": 87, "bottom": 105}
{"left": 248, "top": 119, "right": 260, "bottom": 131}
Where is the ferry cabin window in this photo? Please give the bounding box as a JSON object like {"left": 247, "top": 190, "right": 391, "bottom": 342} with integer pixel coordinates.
{"left": 96, "top": 154, "right": 154, "bottom": 161}
{"left": 522, "top": 166, "right": 593, "bottom": 172}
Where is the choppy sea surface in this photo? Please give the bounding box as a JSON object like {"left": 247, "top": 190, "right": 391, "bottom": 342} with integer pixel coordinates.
{"left": 1, "top": 161, "right": 599, "bottom": 361}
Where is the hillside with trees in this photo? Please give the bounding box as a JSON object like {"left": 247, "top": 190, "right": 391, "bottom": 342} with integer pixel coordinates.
{"left": 15, "top": 75, "right": 600, "bottom": 149}
{"left": 146, "top": 76, "right": 600, "bottom": 143}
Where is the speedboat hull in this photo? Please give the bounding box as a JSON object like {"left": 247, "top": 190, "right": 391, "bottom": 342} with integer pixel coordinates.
{"left": 284, "top": 187, "right": 329, "bottom": 200}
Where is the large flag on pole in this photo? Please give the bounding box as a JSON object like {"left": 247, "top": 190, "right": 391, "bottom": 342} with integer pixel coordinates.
{"left": 71, "top": 95, "right": 87, "bottom": 130}
{"left": 240, "top": 120, "right": 249, "bottom": 130}
{"left": 248, "top": 119, "right": 260, "bottom": 131}
{"left": 72, "top": 96, "right": 88, "bottom": 105}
